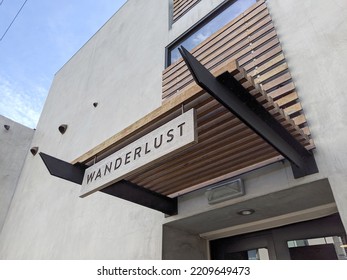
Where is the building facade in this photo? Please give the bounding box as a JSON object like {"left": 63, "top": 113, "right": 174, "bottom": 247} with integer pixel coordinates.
{"left": 1, "top": 0, "right": 347, "bottom": 259}
{"left": 0, "top": 116, "right": 34, "bottom": 235}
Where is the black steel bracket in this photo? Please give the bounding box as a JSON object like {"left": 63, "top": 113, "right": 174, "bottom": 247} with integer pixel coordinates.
{"left": 39, "top": 152, "right": 177, "bottom": 215}
{"left": 40, "top": 152, "right": 86, "bottom": 184}
{"left": 100, "top": 180, "right": 178, "bottom": 216}
{"left": 179, "top": 46, "right": 318, "bottom": 178}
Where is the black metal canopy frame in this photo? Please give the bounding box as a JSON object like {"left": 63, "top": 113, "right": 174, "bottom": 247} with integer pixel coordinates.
{"left": 178, "top": 46, "right": 318, "bottom": 178}
{"left": 39, "top": 48, "right": 318, "bottom": 216}
{"left": 39, "top": 153, "right": 177, "bottom": 216}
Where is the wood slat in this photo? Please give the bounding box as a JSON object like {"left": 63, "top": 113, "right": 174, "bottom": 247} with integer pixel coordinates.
{"left": 127, "top": 113, "right": 244, "bottom": 182}
{"left": 131, "top": 125, "right": 255, "bottom": 187}
{"left": 165, "top": 2, "right": 268, "bottom": 80}
{"left": 238, "top": 38, "right": 281, "bottom": 67}
{"left": 302, "top": 126, "right": 311, "bottom": 136}
{"left": 163, "top": 151, "right": 280, "bottom": 195}
{"left": 147, "top": 140, "right": 271, "bottom": 192}
{"left": 166, "top": 0, "right": 266, "bottom": 73}
{"left": 252, "top": 62, "right": 288, "bottom": 84}
{"left": 72, "top": 1, "right": 314, "bottom": 198}
{"left": 174, "top": 0, "right": 196, "bottom": 14}
{"left": 150, "top": 146, "right": 279, "bottom": 195}
{"left": 163, "top": 28, "right": 278, "bottom": 98}
{"left": 236, "top": 68, "right": 310, "bottom": 145}
{"left": 164, "top": 0, "right": 313, "bottom": 149}
{"left": 164, "top": 5, "right": 271, "bottom": 88}
{"left": 128, "top": 62, "right": 311, "bottom": 194}
{"left": 167, "top": 5, "right": 271, "bottom": 80}
{"left": 284, "top": 103, "right": 302, "bottom": 116}
{"left": 174, "top": 0, "right": 196, "bottom": 16}
{"left": 276, "top": 92, "right": 299, "bottom": 107}
{"left": 268, "top": 82, "right": 295, "bottom": 100}
{"left": 173, "top": 0, "right": 200, "bottom": 22}
{"left": 167, "top": 155, "right": 283, "bottom": 197}
{"left": 261, "top": 72, "right": 291, "bottom": 92}
{"left": 174, "top": 0, "right": 189, "bottom": 9}
{"left": 249, "top": 53, "right": 285, "bottom": 77}
{"left": 293, "top": 115, "right": 307, "bottom": 127}
{"left": 131, "top": 128, "right": 270, "bottom": 185}
{"left": 163, "top": 19, "right": 274, "bottom": 91}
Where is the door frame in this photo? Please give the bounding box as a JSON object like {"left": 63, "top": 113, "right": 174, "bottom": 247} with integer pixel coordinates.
{"left": 210, "top": 214, "right": 346, "bottom": 260}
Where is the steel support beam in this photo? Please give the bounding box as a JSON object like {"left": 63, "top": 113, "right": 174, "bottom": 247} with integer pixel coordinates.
{"left": 39, "top": 152, "right": 177, "bottom": 215}
{"left": 100, "top": 180, "right": 178, "bottom": 216}
{"left": 179, "top": 46, "right": 318, "bottom": 178}
{"left": 40, "top": 152, "right": 86, "bottom": 184}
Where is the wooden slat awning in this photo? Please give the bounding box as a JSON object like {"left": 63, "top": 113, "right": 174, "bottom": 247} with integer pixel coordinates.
{"left": 163, "top": 0, "right": 312, "bottom": 137}
{"left": 40, "top": 0, "right": 317, "bottom": 215}
{"left": 71, "top": 58, "right": 314, "bottom": 197}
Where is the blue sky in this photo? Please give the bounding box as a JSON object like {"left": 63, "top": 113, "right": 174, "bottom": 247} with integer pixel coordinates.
{"left": 0, "top": 0, "right": 127, "bottom": 128}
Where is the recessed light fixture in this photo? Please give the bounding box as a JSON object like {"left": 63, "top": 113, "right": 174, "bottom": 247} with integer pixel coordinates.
{"left": 237, "top": 209, "right": 255, "bottom": 216}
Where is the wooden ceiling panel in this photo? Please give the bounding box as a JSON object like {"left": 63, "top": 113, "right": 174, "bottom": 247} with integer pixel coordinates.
{"left": 71, "top": 1, "right": 314, "bottom": 198}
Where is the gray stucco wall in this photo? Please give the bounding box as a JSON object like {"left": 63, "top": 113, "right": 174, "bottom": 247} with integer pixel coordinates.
{"left": 1, "top": 0, "right": 347, "bottom": 259}
{"left": 0, "top": 0, "right": 234, "bottom": 260}
{"left": 266, "top": 0, "right": 347, "bottom": 229}
{"left": 0, "top": 0, "right": 169, "bottom": 259}
{"left": 0, "top": 116, "right": 34, "bottom": 234}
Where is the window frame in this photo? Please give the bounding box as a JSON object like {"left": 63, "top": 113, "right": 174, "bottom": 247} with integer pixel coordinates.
{"left": 166, "top": 0, "right": 257, "bottom": 67}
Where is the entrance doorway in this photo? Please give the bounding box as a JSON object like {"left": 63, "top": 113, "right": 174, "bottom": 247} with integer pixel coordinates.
{"left": 210, "top": 214, "right": 347, "bottom": 260}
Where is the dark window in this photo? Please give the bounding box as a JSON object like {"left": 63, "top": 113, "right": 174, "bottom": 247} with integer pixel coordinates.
{"left": 167, "top": 0, "right": 257, "bottom": 66}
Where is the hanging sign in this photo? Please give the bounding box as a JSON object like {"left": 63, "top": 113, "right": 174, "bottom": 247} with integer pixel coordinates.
{"left": 80, "top": 109, "right": 197, "bottom": 197}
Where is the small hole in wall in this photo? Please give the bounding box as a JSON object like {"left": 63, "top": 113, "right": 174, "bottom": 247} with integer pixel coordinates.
{"left": 93, "top": 102, "right": 98, "bottom": 108}
{"left": 58, "top": 124, "right": 68, "bottom": 134}
{"left": 4, "top": 124, "right": 10, "bottom": 130}
{"left": 30, "top": 147, "right": 39, "bottom": 156}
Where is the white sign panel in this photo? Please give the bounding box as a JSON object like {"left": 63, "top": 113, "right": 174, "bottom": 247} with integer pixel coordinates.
{"left": 80, "top": 109, "right": 197, "bottom": 197}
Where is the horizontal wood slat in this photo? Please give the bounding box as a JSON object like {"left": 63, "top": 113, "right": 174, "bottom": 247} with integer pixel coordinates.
{"left": 73, "top": 49, "right": 313, "bottom": 197}
{"left": 174, "top": 0, "right": 195, "bottom": 15}
{"left": 164, "top": 2, "right": 268, "bottom": 85}
{"left": 71, "top": 1, "right": 315, "bottom": 199}
{"left": 165, "top": 4, "right": 269, "bottom": 82}
{"left": 127, "top": 61, "right": 312, "bottom": 196}
{"left": 163, "top": 0, "right": 312, "bottom": 143}
{"left": 173, "top": 0, "right": 200, "bottom": 23}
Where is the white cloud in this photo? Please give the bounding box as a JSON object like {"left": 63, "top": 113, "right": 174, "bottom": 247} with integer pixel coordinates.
{"left": 0, "top": 73, "right": 47, "bottom": 128}
{"left": 192, "top": 32, "right": 210, "bottom": 45}
{"left": 0, "top": 1, "right": 128, "bottom": 129}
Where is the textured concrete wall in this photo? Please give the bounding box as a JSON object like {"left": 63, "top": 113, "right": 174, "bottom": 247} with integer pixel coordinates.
{"left": 162, "top": 226, "right": 208, "bottom": 260}
{"left": 0, "top": 0, "right": 169, "bottom": 259}
{"left": 0, "top": 116, "right": 34, "bottom": 234}
{"left": 1, "top": 0, "right": 347, "bottom": 260}
{"left": 0, "top": 0, "right": 223, "bottom": 260}
{"left": 265, "top": 0, "right": 347, "bottom": 229}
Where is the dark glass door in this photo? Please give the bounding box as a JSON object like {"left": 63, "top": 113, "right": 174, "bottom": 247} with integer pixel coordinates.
{"left": 210, "top": 214, "right": 347, "bottom": 260}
